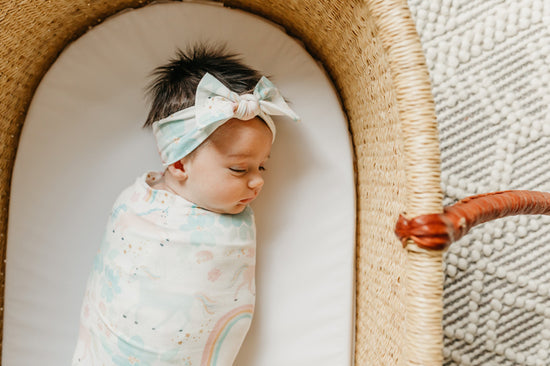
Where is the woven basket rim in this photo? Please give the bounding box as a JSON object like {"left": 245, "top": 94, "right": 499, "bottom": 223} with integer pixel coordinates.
{"left": 0, "top": 1, "right": 443, "bottom": 364}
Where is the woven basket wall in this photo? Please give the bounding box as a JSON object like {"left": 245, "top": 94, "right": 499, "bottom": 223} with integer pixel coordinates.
{"left": 0, "top": 0, "right": 443, "bottom": 364}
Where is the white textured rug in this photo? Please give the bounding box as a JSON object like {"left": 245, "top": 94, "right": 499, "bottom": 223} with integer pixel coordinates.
{"left": 408, "top": 0, "right": 550, "bottom": 365}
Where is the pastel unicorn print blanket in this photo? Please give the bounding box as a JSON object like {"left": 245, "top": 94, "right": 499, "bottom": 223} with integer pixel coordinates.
{"left": 72, "top": 172, "right": 256, "bottom": 366}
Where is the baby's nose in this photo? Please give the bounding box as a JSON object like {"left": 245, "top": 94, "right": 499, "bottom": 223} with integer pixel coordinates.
{"left": 248, "top": 174, "right": 264, "bottom": 190}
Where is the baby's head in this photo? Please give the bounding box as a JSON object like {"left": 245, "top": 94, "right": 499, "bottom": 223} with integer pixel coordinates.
{"left": 144, "top": 45, "right": 262, "bottom": 127}
{"left": 145, "top": 45, "right": 298, "bottom": 214}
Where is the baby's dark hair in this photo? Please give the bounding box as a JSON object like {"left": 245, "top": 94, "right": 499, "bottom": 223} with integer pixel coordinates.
{"left": 144, "top": 45, "right": 262, "bottom": 127}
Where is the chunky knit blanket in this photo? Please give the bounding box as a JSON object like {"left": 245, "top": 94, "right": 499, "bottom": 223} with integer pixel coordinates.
{"left": 408, "top": 1, "right": 550, "bottom": 365}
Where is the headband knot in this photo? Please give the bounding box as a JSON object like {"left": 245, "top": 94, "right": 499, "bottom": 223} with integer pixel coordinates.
{"left": 234, "top": 94, "right": 261, "bottom": 120}
{"left": 152, "top": 73, "right": 300, "bottom": 167}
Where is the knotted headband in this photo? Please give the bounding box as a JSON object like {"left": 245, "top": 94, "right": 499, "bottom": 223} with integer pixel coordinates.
{"left": 152, "top": 72, "right": 300, "bottom": 166}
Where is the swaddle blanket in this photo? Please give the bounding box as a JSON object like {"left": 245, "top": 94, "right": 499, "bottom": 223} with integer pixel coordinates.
{"left": 72, "top": 172, "right": 256, "bottom": 366}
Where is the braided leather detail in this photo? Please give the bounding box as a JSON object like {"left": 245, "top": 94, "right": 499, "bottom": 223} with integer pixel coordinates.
{"left": 395, "top": 191, "right": 550, "bottom": 250}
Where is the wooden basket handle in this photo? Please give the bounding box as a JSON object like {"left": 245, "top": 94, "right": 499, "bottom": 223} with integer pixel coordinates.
{"left": 395, "top": 190, "right": 550, "bottom": 250}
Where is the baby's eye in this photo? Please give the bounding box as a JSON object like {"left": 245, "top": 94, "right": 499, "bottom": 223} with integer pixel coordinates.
{"left": 259, "top": 166, "right": 266, "bottom": 171}
{"left": 229, "top": 167, "right": 246, "bottom": 173}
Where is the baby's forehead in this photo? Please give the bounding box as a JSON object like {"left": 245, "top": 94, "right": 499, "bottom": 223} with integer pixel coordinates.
{"left": 209, "top": 118, "right": 272, "bottom": 142}
{"left": 201, "top": 123, "right": 271, "bottom": 160}
{"left": 215, "top": 141, "right": 272, "bottom": 159}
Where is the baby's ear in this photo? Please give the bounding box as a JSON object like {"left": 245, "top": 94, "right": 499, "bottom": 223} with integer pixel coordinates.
{"left": 167, "top": 160, "right": 187, "bottom": 181}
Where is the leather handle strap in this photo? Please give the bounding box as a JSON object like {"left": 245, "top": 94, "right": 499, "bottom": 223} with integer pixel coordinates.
{"left": 395, "top": 190, "right": 550, "bottom": 250}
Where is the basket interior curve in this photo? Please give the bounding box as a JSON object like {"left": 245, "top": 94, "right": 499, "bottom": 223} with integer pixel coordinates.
{"left": 0, "top": 1, "right": 413, "bottom": 364}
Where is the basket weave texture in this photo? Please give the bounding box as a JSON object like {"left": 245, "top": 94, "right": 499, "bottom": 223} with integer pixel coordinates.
{"left": 0, "top": 0, "right": 443, "bottom": 364}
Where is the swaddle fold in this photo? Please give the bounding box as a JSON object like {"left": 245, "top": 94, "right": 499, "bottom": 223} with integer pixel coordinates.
{"left": 73, "top": 172, "right": 256, "bottom": 366}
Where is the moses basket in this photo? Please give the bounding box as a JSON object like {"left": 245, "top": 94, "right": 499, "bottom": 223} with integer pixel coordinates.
{"left": 2, "top": 0, "right": 550, "bottom": 365}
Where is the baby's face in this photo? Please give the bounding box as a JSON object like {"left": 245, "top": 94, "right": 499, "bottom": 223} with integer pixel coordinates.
{"left": 181, "top": 117, "right": 272, "bottom": 214}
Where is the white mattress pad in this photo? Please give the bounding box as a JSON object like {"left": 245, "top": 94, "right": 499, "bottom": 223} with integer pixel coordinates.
{"left": 4, "top": 2, "right": 355, "bottom": 365}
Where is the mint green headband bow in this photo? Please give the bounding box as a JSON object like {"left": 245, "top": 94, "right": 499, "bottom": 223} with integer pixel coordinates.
{"left": 152, "top": 72, "right": 300, "bottom": 167}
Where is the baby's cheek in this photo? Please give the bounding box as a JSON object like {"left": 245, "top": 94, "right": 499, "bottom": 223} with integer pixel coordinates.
{"left": 219, "top": 182, "right": 242, "bottom": 199}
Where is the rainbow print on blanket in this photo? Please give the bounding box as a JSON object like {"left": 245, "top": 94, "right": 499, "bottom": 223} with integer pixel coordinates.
{"left": 72, "top": 172, "right": 256, "bottom": 365}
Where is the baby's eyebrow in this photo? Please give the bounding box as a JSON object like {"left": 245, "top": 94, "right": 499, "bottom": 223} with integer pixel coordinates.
{"left": 227, "top": 153, "right": 271, "bottom": 159}
{"left": 227, "top": 153, "right": 251, "bottom": 158}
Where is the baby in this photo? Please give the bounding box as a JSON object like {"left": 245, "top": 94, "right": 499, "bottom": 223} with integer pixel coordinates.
{"left": 72, "top": 45, "right": 299, "bottom": 365}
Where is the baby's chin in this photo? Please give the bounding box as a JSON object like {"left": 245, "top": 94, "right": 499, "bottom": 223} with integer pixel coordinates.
{"left": 200, "top": 203, "right": 248, "bottom": 215}
{"left": 224, "top": 203, "right": 249, "bottom": 215}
